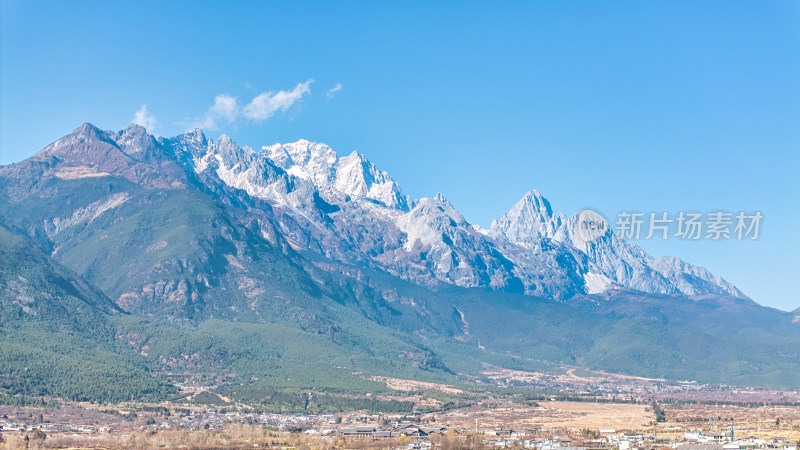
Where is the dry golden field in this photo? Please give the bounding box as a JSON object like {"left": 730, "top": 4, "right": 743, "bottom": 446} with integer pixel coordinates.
{"left": 369, "top": 376, "right": 464, "bottom": 394}
{"left": 428, "top": 401, "right": 653, "bottom": 431}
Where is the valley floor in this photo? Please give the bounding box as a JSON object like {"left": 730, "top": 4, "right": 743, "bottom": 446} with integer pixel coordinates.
{"left": 1, "top": 392, "right": 798, "bottom": 449}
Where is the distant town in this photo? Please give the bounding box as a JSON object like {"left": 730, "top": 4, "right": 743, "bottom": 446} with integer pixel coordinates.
{"left": 1, "top": 376, "right": 798, "bottom": 449}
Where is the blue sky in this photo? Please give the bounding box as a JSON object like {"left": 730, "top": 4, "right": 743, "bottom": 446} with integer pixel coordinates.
{"left": 1, "top": 1, "right": 798, "bottom": 311}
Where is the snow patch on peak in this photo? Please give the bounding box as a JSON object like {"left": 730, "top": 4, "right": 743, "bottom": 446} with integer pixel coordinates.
{"left": 471, "top": 224, "right": 491, "bottom": 236}
{"left": 262, "top": 140, "right": 410, "bottom": 210}
{"left": 264, "top": 140, "right": 337, "bottom": 189}
{"left": 583, "top": 272, "right": 613, "bottom": 294}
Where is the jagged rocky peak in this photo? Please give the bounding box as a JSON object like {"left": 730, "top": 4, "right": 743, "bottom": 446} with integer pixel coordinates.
{"left": 418, "top": 193, "right": 463, "bottom": 220}
{"left": 170, "top": 128, "right": 210, "bottom": 162}
{"left": 397, "top": 193, "right": 469, "bottom": 250}
{"left": 486, "top": 188, "right": 746, "bottom": 299}
{"left": 263, "top": 139, "right": 337, "bottom": 186}
{"left": 73, "top": 122, "right": 104, "bottom": 139}
{"left": 11, "top": 123, "right": 188, "bottom": 191}
{"left": 555, "top": 211, "right": 611, "bottom": 251}
{"left": 69, "top": 122, "right": 105, "bottom": 139}
{"left": 334, "top": 151, "right": 410, "bottom": 210}
{"left": 22, "top": 123, "right": 749, "bottom": 301}
{"left": 40, "top": 122, "right": 159, "bottom": 163}
{"left": 489, "top": 189, "right": 562, "bottom": 245}
{"left": 212, "top": 134, "right": 251, "bottom": 164}
{"left": 33, "top": 122, "right": 137, "bottom": 172}
{"left": 216, "top": 133, "right": 237, "bottom": 150}
{"left": 119, "top": 122, "right": 148, "bottom": 138}
{"left": 113, "top": 123, "right": 160, "bottom": 157}
{"left": 261, "top": 139, "right": 410, "bottom": 210}
{"left": 39, "top": 122, "right": 106, "bottom": 157}
{"left": 173, "top": 133, "right": 409, "bottom": 211}
{"left": 182, "top": 128, "right": 207, "bottom": 146}
{"left": 521, "top": 189, "right": 553, "bottom": 215}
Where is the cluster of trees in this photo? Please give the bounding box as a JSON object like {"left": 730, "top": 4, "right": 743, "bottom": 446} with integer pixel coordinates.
{"left": 652, "top": 402, "right": 666, "bottom": 422}
{"left": 0, "top": 334, "right": 174, "bottom": 403}
{"left": 0, "top": 393, "right": 48, "bottom": 407}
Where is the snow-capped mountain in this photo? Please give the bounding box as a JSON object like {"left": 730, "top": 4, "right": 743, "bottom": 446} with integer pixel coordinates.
{"left": 4, "top": 122, "right": 799, "bottom": 395}
{"left": 164, "top": 128, "right": 744, "bottom": 300}
{"left": 489, "top": 188, "right": 744, "bottom": 297}
{"left": 489, "top": 189, "right": 564, "bottom": 244}
{"left": 264, "top": 140, "right": 411, "bottom": 211}
{"left": 25, "top": 123, "right": 742, "bottom": 300}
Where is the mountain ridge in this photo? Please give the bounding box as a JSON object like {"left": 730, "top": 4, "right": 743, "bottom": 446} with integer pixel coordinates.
{"left": 3, "top": 122, "right": 797, "bottom": 400}
{"left": 0, "top": 122, "right": 746, "bottom": 302}
{"left": 158, "top": 125, "right": 745, "bottom": 301}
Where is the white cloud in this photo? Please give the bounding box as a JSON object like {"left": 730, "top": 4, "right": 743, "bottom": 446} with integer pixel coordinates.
{"left": 242, "top": 79, "right": 313, "bottom": 121}
{"left": 326, "top": 83, "right": 343, "bottom": 99}
{"left": 188, "top": 80, "right": 314, "bottom": 131}
{"left": 132, "top": 104, "right": 157, "bottom": 131}
{"left": 192, "top": 94, "right": 239, "bottom": 130}
{"left": 209, "top": 94, "right": 239, "bottom": 122}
